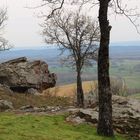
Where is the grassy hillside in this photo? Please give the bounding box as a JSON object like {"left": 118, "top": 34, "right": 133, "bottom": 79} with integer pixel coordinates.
{"left": 0, "top": 89, "right": 71, "bottom": 109}
{"left": 44, "top": 81, "right": 97, "bottom": 97}
{"left": 1, "top": 80, "right": 139, "bottom": 110}
{"left": 0, "top": 113, "right": 127, "bottom": 140}
{"left": 0, "top": 81, "right": 98, "bottom": 109}
{"left": 44, "top": 80, "right": 140, "bottom": 99}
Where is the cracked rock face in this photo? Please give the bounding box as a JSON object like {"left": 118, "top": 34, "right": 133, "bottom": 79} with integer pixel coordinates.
{"left": 0, "top": 57, "right": 57, "bottom": 92}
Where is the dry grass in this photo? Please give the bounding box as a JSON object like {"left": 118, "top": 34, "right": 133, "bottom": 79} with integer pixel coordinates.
{"left": 0, "top": 88, "right": 71, "bottom": 109}
{"left": 0, "top": 81, "right": 97, "bottom": 109}
{"left": 43, "top": 81, "right": 97, "bottom": 97}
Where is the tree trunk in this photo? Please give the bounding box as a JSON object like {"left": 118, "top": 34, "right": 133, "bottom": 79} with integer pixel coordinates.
{"left": 97, "top": 0, "right": 114, "bottom": 136}
{"left": 76, "top": 67, "right": 84, "bottom": 107}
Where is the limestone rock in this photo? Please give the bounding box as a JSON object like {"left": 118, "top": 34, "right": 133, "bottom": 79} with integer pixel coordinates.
{"left": 27, "top": 88, "right": 40, "bottom": 95}
{"left": 19, "top": 105, "right": 62, "bottom": 113}
{"left": 66, "top": 116, "right": 86, "bottom": 124}
{"left": 67, "top": 96, "right": 140, "bottom": 139}
{"left": 0, "top": 100, "right": 13, "bottom": 111}
{"left": 20, "top": 105, "right": 34, "bottom": 112}
{"left": 0, "top": 57, "right": 57, "bottom": 92}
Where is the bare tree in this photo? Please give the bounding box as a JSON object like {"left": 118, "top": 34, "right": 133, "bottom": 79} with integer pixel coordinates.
{"left": 97, "top": 0, "right": 114, "bottom": 136}
{"left": 97, "top": 0, "right": 139, "bottom": 136}
{"left": 0, "top": 8, "right": 11, "bottom": 51}
{"left": 35, "top": 0, "right": 140, "bottom": 136}
{"left": 42, "top": 11, "right": 100, "bottom": 107}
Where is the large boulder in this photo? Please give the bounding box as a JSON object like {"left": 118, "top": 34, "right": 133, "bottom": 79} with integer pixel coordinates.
{"left": 0, "top": 57, "right": 57, "bottom": 92}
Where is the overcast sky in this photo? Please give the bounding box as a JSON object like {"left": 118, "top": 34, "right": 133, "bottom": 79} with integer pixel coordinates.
{"left": 0, "top": 0, "right": 140, "bottom": 48}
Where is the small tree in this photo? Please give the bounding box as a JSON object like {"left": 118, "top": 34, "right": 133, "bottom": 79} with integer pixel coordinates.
{"left": 0, "top": 8, "right": 11, "bottom": 51}
{"left": 42, "top": 11, "right": 100, "bottom": 107}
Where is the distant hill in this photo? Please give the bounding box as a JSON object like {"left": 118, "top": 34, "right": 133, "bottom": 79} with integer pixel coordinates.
{"left": 0, "top": 45, "right": 140, "bottom": 86}
{"left": 110, "top": 41, "right": 140, "bottom": 46}
{"left": 0, "top": 44, "right": 140, "bottom": 64}
{"left": 110, "top": 45, "right": 140, "bottom": 59}
{"left": 0, "top": 48, "right": 61, "bottom": 66}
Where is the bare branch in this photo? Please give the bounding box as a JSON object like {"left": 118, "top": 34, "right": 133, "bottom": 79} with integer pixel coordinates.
{"left": 46, "top": 0, "right": 65, "bottom": 19}
{"left": 42, "top": 10, "right": 100, "bottom": 70}
{"left": 0, "top": 8, "right": 7, "bottom": 30}
{"left": 111, "top": 0, "right": 140, "bottom": 34}
{"left": 0, "top": 8, "right": 12, "bottom": 51}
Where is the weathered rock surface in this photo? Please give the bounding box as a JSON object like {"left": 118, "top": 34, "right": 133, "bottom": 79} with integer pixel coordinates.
{"left": 27, "top": 88, "right": 40, "bottom": 95}
{"left": 0, "top": 57, "right": 57, "bottom": 92}
{"left": 19, "top": 105, "right": 62, "bottom": 113}
{"left": 67, "top": 96, "right": 140, "bottom": 139}
{"left": 0, "top": 84, "right": 13, "bottom": 94}
{"left": 0, "top": 99, "right": 13, "bottom": 111}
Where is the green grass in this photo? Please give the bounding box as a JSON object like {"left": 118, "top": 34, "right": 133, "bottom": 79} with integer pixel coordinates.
{"left": 0, "top": 113, "right": 127, "bottom": 140}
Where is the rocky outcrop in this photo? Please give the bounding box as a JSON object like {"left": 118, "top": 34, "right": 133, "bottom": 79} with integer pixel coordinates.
{"left": 0, "top": 57, "right": 57, "bottom": 92}
{"left": 67, "top": 96, "right": 140, "bottom": 139}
